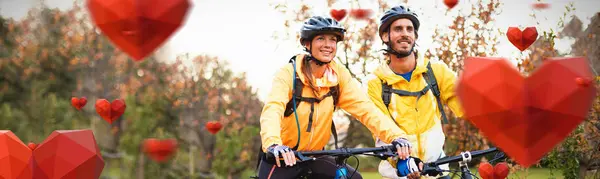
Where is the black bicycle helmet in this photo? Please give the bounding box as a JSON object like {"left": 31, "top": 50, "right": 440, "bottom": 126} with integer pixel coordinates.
{"left": 378, "top": 5, "right": 420, "bottom": 38}
{"left": 299, "top": 16, "right": 346, "bottom": 65}
{"left": 300, "top": 16, "right": 346, "bottom": 43}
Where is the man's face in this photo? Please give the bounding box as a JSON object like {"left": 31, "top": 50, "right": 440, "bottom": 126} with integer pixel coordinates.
{"left": 382, "top": 19, "right": 417, "bottom": 54}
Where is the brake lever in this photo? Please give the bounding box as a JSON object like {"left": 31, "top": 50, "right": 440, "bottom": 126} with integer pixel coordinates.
{"left": 295, "top": 152, "right": 315, "bottom": 162}
{"left": 420, "top": 163, "right": 443, "bottom": 177}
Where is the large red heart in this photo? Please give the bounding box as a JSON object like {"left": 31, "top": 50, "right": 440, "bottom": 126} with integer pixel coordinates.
{"left": 205, "top": 121, "right": 222, "bottom": 134}
{"left": 95, "top": 99, "right": 126, "bottom": 124}
{"left": 0, "top": 130, "right": 105, "bottom": 179}
{"left": 71, "top": 97, "right": 87, "bottom": 110}
{"left": 86, "top": 0, "right": 192, "bottom": 61}
{"left": 506, "top": 27, "right": 538, "bottom": 51}
{"left": 457, "top": 57, "right": 597, "bottom": 167}
{"left": 444, "top": 0, "right": 459, "bottom": 9}
{"left": 330, "top": 9, "right": 347, "bottom": 21}
{"left": 142, "top": 138, "right": 177, "bottom": 163}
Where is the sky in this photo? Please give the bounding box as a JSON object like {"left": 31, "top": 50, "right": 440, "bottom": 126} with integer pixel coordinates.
{"left": 1, "top": 0, "right": 599, "bottom": 101}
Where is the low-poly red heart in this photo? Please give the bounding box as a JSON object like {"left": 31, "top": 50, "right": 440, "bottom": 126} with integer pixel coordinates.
{"left": 330, "top": 9, "right": 347, "bottom": 21}
{"left": 494, "top": 162, "right": 510, "bottom": 179}
{"left": 143, "top": 138, "right": 178, "bottom": 163}
{"left": 444, "top": 0, "right": 459, "bottom": 9}
{"left": 71, "top": 97, "right": 87, "bottom": 110}
{"left": 205, "top": 121, "right": 222, "bottom": 134}
{"left": 506, "top": 27, "right": 538, "bottom": 51}
{"left": 349, "top": 9, "right": 372, "bottom": 20}
{"left": 478, "top": 162, "right": 494, "bottom": 179}
{"left": 457, "top": 57, "right": 597, "bottom": 167}
{"left": 95, "top": 99, "right": 126, "bottom": 124}
{"left": 0, "top": 130, "right": 105, "bottom": 179}
{"left": 86, "top": 0, "right": 191, "bottom": 61}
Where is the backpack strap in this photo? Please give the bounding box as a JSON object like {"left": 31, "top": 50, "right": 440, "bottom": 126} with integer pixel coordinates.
{"left": 423, "top": 62, "right": 449, "bottom": 124}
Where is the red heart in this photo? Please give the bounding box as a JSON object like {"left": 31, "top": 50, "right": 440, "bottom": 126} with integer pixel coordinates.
{"left": 330, "top": 9, "right": 347, "bottom": 21}
{"left": 532, "top": 3, "right": 550, "bottom": 10}
{"left": 71, "top": 97, "right": 87, "bottom": 110}
{"left": 0, "top": 130, "right": 105, "bottom": 179}
{"left": 478, "top": 162, "right": 494, "bottom": 179}
{"left": 205, "top": 121, "right": 222, "bottom": 134}
{"left": 95, "top": 99, "right": 126, "bottom": 124}
{"left": 143, "top": 138, "right": 178, "bottom": 163}
{"left": 506, "top": 27, "right": 538, "bottom": 51}
{"left": 457, "top": 57, "right": 597, "bottom": 167}
{"left": 349, "top": 9, "right": 372, "bottom": 20}
{"left": 444, "top": 0, "right": 459, "bottom": 9}
{"left": 27, "top": 142, "right": 37, "bottom": 150}
{"left": 494, "top": 162, "right": 510, "bottom": 179}
{"left": 86, "top": 0, "right": 192, "bottom": 61}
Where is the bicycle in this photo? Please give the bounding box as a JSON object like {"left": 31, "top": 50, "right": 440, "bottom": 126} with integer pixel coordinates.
{"left": 420, "top": 147, "right": 507, "bottom": 179}
{"left": 257, "top": 145, "right": 399, "bottom": 179}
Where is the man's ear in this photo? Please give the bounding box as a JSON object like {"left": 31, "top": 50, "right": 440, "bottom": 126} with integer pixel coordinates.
{"left": 381, "top": 33, "right": 389, "bottom": 43}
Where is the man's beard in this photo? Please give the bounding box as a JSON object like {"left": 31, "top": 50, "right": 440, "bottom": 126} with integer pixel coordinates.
{"left": 391, "top": 40, "right": 414, "bottom": 56}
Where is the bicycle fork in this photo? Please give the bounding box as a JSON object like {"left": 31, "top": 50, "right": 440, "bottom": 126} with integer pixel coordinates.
{"left": 458, "top": 151, "right": 473, "bottom": 179}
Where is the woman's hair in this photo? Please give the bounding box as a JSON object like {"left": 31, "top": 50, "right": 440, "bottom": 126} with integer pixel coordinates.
{"left": 301, "top": 55, "right": 321, "bottom": 98}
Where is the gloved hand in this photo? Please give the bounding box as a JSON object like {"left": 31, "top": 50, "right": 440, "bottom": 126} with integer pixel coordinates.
{"left": 267, "top": 144, "right": 296, "bottom": 167}
{"left": 392, "top": 137, "right": 412, "bottom": 160}
{"left": 396, "top": 156, "right": 423, "bottom": 179}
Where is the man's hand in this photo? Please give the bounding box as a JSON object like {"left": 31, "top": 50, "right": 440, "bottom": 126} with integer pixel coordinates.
{"left": 392, "top": 138, "right": 412, "bottom": 160}
{"left": 267, "top": 144, "right": 296, "bottom": 167}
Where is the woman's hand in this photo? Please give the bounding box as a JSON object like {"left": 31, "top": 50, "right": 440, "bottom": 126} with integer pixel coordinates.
{"left": 392, "top": 138, "right": 412, "bottom": 160}
{"left": 267, "top": 144, "right": 297, "bottom": 167}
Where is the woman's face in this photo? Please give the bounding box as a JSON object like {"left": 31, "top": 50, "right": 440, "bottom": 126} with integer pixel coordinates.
{"left": 305, "top": 34, "right": 338, "bottom": 62}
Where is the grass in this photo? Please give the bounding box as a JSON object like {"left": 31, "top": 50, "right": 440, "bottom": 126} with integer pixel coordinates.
{"left": 360, "top": 167, "right": 563, "bottom": 179}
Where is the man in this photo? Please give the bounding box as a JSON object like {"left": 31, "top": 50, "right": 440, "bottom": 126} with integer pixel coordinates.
{"left": 366, "top": 5, "right": 465, "bottom": 179}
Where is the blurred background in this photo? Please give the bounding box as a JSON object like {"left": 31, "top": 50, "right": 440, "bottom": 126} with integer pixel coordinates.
{"left": 0, "top": 0, "right": 599, "bottom": 178}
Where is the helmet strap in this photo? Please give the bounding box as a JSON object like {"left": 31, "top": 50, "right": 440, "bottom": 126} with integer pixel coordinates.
{"left": 305, "top": 40, "right": 331, "bottom": 66}
{"left": 383, "top": 30, "right": 415, "bottom": 59}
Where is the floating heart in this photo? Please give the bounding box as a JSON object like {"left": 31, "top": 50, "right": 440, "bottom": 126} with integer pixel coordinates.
{"left": 143, "top": 138, "right": 178, "bottom": 163}
{"left": 27, "top": 142, "right": 37, "bottom": 150}
{"left": 330, "top": 9, "right": 347, "bottom": 21}
{"left": 349, "top": 9, "right": 372, "bottom": 20}
{"left": 532, "top": 3, "right": 550, "bottom": 10}
{"left": 71, "top": 97, "right": 87, "bottom": 110}
{"left": 457, "top": 57, "right": 597, "bottom": 167}
{"left": 86, "top": 0, "right": 192, "bottom": 61}
{"left": 444, "top": 0, "right": 459, "bottom": 9}
{"left": 478, "top": 162, "right": 494, "bottom": 179}
{"left": 95, "top": 99, "right": 126, "bottom": 124}
{"left": 205, "top": 121, "right": 223, "bottom": 134}
{"left": 494, "top": 162, "right": 510, "bottom": 179}
{"left": 506, "top": 27, "right": 538, "bottom": 51}
{"left": 0, "top": 130, "right": 105, "bottom": 179}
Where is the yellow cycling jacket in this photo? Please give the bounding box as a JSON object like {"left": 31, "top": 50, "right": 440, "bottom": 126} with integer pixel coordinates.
{"left": 260, "top": 54, "right": 407, "bottom": 152}
{"left": 366, "top": 57, "right": 464, "bottom": 176}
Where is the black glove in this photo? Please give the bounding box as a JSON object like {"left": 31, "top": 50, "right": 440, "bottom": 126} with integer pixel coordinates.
{"left": 392, "top": 137, "right": 412, "bottom": 149}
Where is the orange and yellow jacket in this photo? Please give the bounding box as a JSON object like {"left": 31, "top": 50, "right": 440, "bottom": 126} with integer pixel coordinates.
{"left": 260, "top": 54, "right": 407, "bottom": 152}
{"left": 366, "top": 57, "right": 464, "bottom": 177}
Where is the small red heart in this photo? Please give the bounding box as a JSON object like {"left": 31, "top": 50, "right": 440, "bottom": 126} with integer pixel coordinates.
{"left": 349, "top": 9, "right": 372, "bottom": 20}
{"left": 86, "top": 0, "right": 191, "bottom": 61}
{"left": 576, "top": 77, "right": 592, "bottom": 87}
{"left": 506, "top": 27, "right": 538, "bottom": 51}
{"left": 444, "top": 0, "right": 459, "bottom": 9}
{"left": 330, "top": 9, "right": 347, "bottom": 21}
{"left": 478, "top": 162, "right": 494, "bottom": 179}
{"left": 457, "top": 57, "right": 597, "bottom": 167}
{"left": 28, "top": 142, "right": 37, "bottom": 150}
{"left": 205, "top": 121, "right": 222, "bottom": 134}
{"left": 71, "top": 97, "right": 87, "bottom": 110}
{"left": 494, "top": 162, "right": 510, "bottom": 179}
{"left": 532, "top": 3, "right": 550, "bottom": 10}
{"left": 95, "top": 99, "right": 126, "bottom": 124}
{"left": 143, "top": 138, "right": 178, "bottom": 163}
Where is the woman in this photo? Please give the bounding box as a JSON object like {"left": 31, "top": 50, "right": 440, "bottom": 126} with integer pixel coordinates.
{"left": 258, "top": 16, "right": 415, "bottom": 179}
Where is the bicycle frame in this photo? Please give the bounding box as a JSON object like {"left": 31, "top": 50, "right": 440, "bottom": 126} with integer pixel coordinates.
{"left": 421, "top": 147, "right": 505, "bottom": 179}
{"left": 264, "top": 145, "right": 398, "bottom": 179}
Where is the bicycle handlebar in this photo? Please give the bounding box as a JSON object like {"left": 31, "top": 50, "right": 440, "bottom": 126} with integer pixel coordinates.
{"left": 265, "top": 145, "right": 399, "bottom": 163}
{"left": 421, "top": 147, "right": 504, "bottom": 177}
